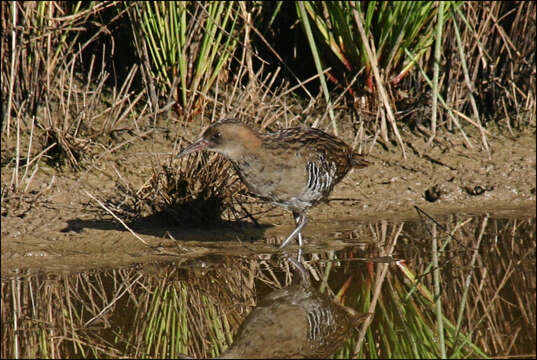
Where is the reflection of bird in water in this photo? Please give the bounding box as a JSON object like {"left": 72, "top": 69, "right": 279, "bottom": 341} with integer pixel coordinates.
{"left": 220, "top": 258, "right": 365, "bottom": 359}
{"left": 177, "top": 119, "right": 369, "bottom": 249}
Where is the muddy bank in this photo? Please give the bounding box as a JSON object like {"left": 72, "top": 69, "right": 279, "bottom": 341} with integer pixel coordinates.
{"left": 1, "top": 121, "right": 535, "bottom": 275}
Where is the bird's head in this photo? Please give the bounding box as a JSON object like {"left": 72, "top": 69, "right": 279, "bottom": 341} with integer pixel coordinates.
{"left": 177, "top": 119, "right": 261, "bottom": 160}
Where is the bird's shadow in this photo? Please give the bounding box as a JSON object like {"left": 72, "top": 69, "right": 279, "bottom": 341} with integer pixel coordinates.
{"left": 61, "top": 197, "right": 271, "bottom": 243}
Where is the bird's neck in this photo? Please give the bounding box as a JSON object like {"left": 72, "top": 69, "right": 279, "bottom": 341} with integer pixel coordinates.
{"left": 224, "top": 127, "right": 263, "bottom": 161}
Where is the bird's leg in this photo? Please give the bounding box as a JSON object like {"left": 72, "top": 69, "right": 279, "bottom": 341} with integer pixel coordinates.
{"left": 295, "top": 214, "right": 303, "bottom": 262}
{"left": 294, "top": 211, "right": 304, "bottom": 247}
{"left": 286, "top": 254, "right": 310, "bottom": 286}
{"left": 279, "top": 212, "right": 308, "bottom": 250}
{"left": 296, "top": 247, "right": 303, "bottom": 263}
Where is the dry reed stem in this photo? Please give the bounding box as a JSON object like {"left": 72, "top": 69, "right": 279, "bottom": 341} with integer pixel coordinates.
{"left": 83, "top": 190, "right": 150, "bottom": 246}
{"left": 352, "top": 7, "right": 407, "bottom": 159}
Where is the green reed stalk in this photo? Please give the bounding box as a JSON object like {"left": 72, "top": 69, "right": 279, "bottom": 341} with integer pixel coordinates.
{"left": 297, "top": 1, "right": 338, "bottom": 135}
{"left": 135, "top": 2, "right": 240, "bottom": 116}
{"left": 296, "top": 1, "right": 461, "bottom": 93}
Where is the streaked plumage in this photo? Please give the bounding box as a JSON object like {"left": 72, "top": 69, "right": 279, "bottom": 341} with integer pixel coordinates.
{"left": 177, "top": 119, "right": 369, "bottom": 249}
{"left": 219, "top": 280, "right": 357, "bottom": 358}
{"left": 220, "top": 258, "right": 364, "bottom": 358}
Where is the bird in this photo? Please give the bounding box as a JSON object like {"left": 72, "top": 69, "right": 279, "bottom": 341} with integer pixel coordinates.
{"left": 219, "top": 256, "right": 365, "bottom": 358}
{"left": 177, "top": 119, "right": 369, "bottom": 249}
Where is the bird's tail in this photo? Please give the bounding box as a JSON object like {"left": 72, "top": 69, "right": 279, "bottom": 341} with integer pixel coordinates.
{"left": 351, "top": 153, "right": 371, "bottom": 169}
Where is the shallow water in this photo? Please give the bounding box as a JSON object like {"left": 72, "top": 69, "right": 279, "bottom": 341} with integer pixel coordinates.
{"left": 1, "top": 211, "right": 535, "bottom": 358}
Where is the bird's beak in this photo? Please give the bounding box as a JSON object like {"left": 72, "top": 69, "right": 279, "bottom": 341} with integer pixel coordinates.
{"left": 177, "top": 137, "right": 208, "bottom": 158}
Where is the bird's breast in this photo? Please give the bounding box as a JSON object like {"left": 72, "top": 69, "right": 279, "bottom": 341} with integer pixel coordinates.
{"left": 233, "top": 154, "right": 311, "bottom": 206}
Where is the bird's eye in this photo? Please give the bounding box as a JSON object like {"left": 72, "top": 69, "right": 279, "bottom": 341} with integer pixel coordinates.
{"left": 213, "top": 131, "right": 221, "bottom": 139}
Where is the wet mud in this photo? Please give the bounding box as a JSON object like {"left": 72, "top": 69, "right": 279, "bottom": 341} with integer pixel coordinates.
{"left": 1, "top": 123, "right": 535, "bottom": 275}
